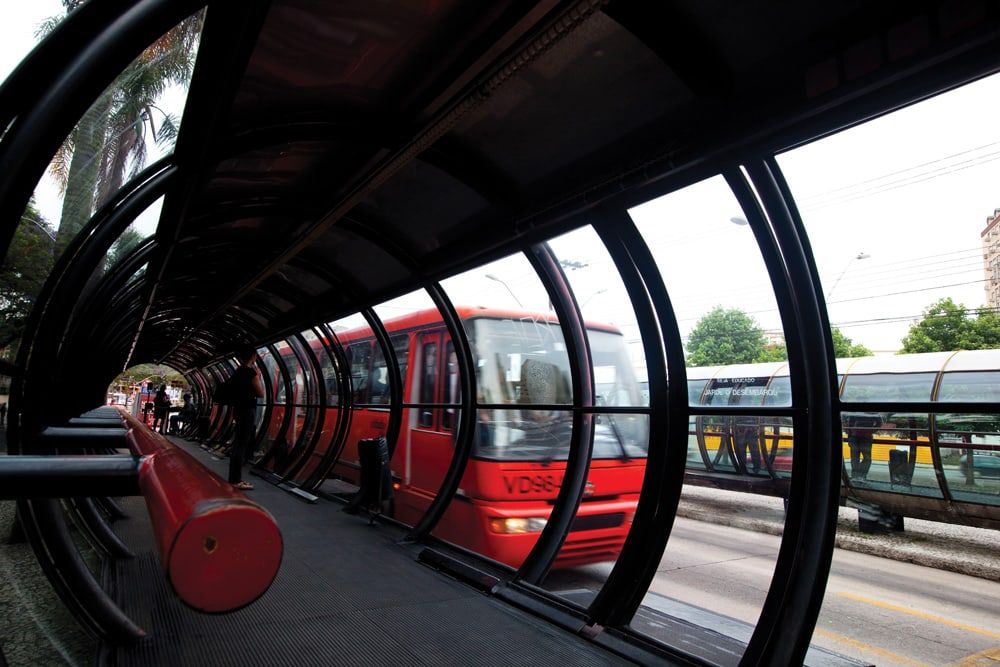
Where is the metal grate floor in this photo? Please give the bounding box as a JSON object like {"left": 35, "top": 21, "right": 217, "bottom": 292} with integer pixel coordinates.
{"left": 103, "top": 440, "right": 635, "bottom": 666}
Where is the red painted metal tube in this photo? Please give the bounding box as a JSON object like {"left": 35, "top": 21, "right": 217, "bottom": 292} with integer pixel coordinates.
{"left": 118, "top": 410, "right": 282, "bottom": 613}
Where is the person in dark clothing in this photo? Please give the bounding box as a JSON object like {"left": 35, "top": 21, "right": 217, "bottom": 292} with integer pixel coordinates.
{"left": 169, "top": 393, "right": 195, "bottom": 434}
{"left": 733, "top": 415, "right": 761, "bottom": 474}
{"left": 846, "top": 413, "right": 879, "bottom": 480}
{"left": 152, "top": 385, "right": 170, "bottom": 434}
{"left": 228, "top": 348, "right": 265, "bottom": 491}
{"left": 0, "top": 402, "right": 7, "bottom": 427}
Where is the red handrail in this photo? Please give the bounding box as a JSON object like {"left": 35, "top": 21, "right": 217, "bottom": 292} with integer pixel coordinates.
{"left": 118, "top": 409, "right": 283, "bottom": 613}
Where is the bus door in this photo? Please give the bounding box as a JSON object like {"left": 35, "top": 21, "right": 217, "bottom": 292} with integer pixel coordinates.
{"left": 405, "top": 332, "right": 459, "bottom": 511}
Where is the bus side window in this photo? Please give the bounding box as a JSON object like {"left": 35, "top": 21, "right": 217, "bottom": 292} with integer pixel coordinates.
{"left": 320, "top": 351, "right": 339, "bottom": 404}
{"left": 420, "top": 340, "right": 437, "bottom": 428}
{"left": 443, "top": 340, "right": 458, "bottom": 430}
{"left": 391, "top": 334, "right": 409, "bottom": 398}
{"left": 371, "top": 344, "right": 389, "bottom": 405}
{"left": 268, "top": 356, "right": 286, "bottom": 403}
{"left": 347, "top": 342, "right": 373, "bottom": 404}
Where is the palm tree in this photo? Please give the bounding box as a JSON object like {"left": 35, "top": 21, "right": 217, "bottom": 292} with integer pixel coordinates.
{"left": 43, "top": 4, "right": 203, "bottom": 255}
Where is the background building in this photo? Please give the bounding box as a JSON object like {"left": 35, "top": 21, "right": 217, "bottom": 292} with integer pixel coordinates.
{"left": 982, "top": 209, "right": 1000, "bottom": 308}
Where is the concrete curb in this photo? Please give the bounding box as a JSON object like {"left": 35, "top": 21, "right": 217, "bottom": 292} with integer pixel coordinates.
{"left": 676, "top": 487, "right": 1000, "bottom": 582}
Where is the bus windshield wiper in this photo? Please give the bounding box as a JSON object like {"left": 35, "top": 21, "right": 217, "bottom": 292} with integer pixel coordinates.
{"left": 605, "top": 412, "right": 631, "bottom": 463}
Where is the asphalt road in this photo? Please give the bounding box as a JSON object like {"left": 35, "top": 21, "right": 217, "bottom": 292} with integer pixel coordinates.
{"left": 545, "top": 516, "right": 1000, "bottom": 666}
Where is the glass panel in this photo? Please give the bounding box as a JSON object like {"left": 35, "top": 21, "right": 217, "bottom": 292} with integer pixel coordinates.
{"left": 0, "top": 10, "right": 204, "bottom": 359}
{"left": 842, "top": 412, "right": 941, "bottom": 497}
{"left": 623, "top": 175, "right": 789, "bottom": 652}
{"left": 936, "top": 413, "right": 1000, "bottom": 504}
{"left": 104, "top": 197, "right": 161, "bottom": 271}
{"left": 937, "top": 371, "right": 1000, "bottom": 401}
{"left": 547, "top": 226, "right": 646, "bottom": 408}
{"left": 841, "top": 372, "right": 937, "bottom": 402}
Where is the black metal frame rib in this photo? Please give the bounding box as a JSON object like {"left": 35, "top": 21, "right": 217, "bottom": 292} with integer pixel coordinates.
{"left": 404, "top": 284, "right": 477, "bottom": 542}
{"left": 275, "top": 333, "right": 326, "bottom": 481}
{"left": 516, "top": 242, "right": 595, "bottom": 584}
{"left": 586, "top": 208, "right": 689, "bottom": 627}
{"left": 301, "top": 324, "right": 356, "bottom": 491}
{"left": 736, "top": 161, "right": 839, "bottom": 666}
{"left": 360, "top": 308, "right": 405, "bottom": 459}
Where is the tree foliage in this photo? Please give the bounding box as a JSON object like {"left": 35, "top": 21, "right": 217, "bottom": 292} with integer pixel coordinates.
{"left": 686, "top": 307, "right": 873, "bottom": 366}
{"left": 831, "top": 327, "right": 871, "bottom": 357}
{"left": 686, "top": 307, "right": 768, "bottom": 366}
{"left": 109, "top": 364, "right": 185, "bottom": 393}
{"left": 900, "top": 297, "right": 1000, "bottom": 352}
{"left": 0, "top": 200, "right": 55, "bottom": 356}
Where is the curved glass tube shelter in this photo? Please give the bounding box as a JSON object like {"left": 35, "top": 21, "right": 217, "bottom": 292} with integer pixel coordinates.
{"left": 2, "top": 1, "right": 999, "bottom": 665}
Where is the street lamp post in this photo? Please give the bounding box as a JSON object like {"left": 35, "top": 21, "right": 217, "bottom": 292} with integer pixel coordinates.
{"left": 826, "top": 252, "right": 870, "bottom": 300}
{"left": 581, "top": 288, "right": 608, "bottom": 308}
{"left": 485, "top": 273, "right": 523, "bottom": 307}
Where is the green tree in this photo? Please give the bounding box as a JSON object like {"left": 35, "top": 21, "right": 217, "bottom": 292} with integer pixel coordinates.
{"left": 107, "top": 227, "right": 145, "bottom": 267}
{"left": 756, "top": 344, "right": 788, "bottom": 362}
{"left": 0, "top": 200, "right": 55, "bottom": 356}
{"left": 686, "top": 306, "right": 768, "bottom": 366}
{"left": 898, "top": 297, "right": 1000, "bottom": 353}
{"left": 685, "top": 308, "right": 875, "bottom": 367}
{"left": 831, "top": 327, "right": 871, "bottom": 357}
{"left": 109, "top": 364, "right": 185, "bottom": 393}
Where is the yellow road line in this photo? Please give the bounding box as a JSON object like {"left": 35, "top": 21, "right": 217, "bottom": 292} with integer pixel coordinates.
{"left": 952, "top": 645, "right": 1000, "bottom": 666}
{"left": 813, "top": 627, "right": 931, "bottom": 667}
{"left": 837, "top": 592, "right": 1000, "bottom": 640}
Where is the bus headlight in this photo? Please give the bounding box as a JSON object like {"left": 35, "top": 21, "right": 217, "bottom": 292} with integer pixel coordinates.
{"left": 489, "top": 517, "right": 548, "bottom": 534}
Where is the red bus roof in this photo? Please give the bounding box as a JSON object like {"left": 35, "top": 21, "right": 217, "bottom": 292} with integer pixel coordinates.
{"left": 333, "top": 305, "right": 623, "bottom": 342}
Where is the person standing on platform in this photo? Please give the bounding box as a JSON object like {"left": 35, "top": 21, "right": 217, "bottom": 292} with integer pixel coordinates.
{"left": 152, "top": 385, "right": 171, "bottom": 434}
{"left": 228, "top": 348, "right": 265, "bottom": 491}
{"left": 0, "top": 402, "right": 7, "bottom": 427}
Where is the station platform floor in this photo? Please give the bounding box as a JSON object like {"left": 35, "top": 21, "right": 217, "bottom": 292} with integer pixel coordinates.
{"left": 104, "top": 436, "right": 639, "bottom": 666}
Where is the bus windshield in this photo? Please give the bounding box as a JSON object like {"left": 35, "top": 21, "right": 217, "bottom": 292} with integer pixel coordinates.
{"left": 469, "top": 316, "right": 648, "bottom": 461}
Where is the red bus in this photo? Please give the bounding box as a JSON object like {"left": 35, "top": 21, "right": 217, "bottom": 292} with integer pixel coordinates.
{"left": 262, "top": 306, "right": 649, "bottom": 569}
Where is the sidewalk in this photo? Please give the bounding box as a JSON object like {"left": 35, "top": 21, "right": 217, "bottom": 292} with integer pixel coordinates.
{"left": 677, "top": 484, "right": 1000, "bottom": 581}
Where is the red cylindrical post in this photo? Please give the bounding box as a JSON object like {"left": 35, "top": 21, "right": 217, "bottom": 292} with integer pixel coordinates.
{"left": 120, "top": 411, "right": 282, "bottom": 613}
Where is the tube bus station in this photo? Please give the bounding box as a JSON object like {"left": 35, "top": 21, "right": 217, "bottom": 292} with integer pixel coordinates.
{"left": 1, "top": 1, "right": 999, "bottom": 665}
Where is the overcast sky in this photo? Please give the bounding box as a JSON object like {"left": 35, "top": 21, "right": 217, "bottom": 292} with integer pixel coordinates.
{"left": 5, "top": 4, "right": 998, "bottom": 357}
